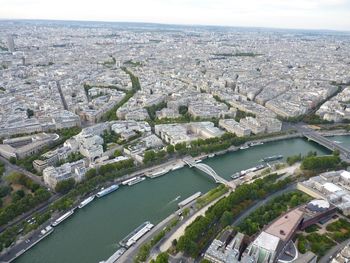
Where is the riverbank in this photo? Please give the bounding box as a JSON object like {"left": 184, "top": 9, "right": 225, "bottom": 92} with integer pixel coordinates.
{"left": 8, "top": 136, "right": 334, "bottom": 263}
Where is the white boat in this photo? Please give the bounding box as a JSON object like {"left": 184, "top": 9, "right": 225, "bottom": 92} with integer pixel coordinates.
{"left": 128, "top": 176, "right": 146, "bottom": 186}
{"left": 96, "top": 184, "right": 119, "bottom": 198}
{"left": 78, "top": 196, "right": 95, "bottom": 209}
{"left": 171, "top": 163, "right": 184, "bottom": 171}
{"left": 240, "top": 145, "right": 249, "bottom": 150}
{"left": 147, "top": 169, "right": 169, "bottom": 178}
{"left": 122, "top": 177, "right": 140, "bottom": 186}
{"left": 195, "top": 159, "right": 202, "bottom": 163}
{"left": 52, "top": 210, "right": 74, "bottom": 227}
{"left": 250, "top": 142, "right": 264, "bottom": 146}
{"left": 120, "top": 222, "right": 154, "bottom": 248}
{"left": 208, "top": 153, "right": 215, "bottom": 158}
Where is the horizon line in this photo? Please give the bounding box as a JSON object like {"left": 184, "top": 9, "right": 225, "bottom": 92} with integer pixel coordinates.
{"left": 1, "top": 18, "right": 350, "bottom": 34}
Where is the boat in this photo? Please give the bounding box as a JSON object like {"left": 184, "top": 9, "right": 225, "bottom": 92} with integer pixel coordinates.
{"left": 78, "top": 196, "right": 95, "bottom": 209}
{"left": 208, "top": 153, "right": 215, "bottom": 158}
{"left": 120, "top": 222, "right": 154, "bottom": 248}
{"left": 147, "top": 169, "right": 169, "bottom": 178}
{"left": 128, "top": 176, "right": 146, "bottom": 186}
{"left": 171, "top": 163, "right": 184, "bottom": 171}
{"left": 240, "top": 145, "right": 249, "bottom": 150}
{"left": 96, "top": 184, "right": 119, "bottom": 198}
{"left": 231, "top": 164, "right": 265, "bottom": 179}
{"left": 250, "top": 142, "right": 264, "bottom": 147}
{"left": 333, "top": 140, "right": 342, "bottom": 144}
{"left": 52, "top": 210, "right": 74, "bottom": 227}
{"left": 178, "top": 192, "right": 202, "bottom": 208}
{"left": 102, "top": 247, "right": 126, "bottom": 263}
{"left": 261, "top": 155, "right": 283, "bottom": 162}
{"left": 195, "top": 159, "right": 202, "bottom": 163}
{"left": 122, "top": 176, "right": 144, "bottom": 186}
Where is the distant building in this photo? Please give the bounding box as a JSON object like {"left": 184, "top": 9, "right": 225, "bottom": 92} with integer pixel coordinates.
{"left": 7, "top": 35, "right": 15, "bottom": 53}
{"left": 219, "top": 119, "right": 251, "bottom": 137}
{"left": 0, "top": 133, "right": 59, "bottom": 159}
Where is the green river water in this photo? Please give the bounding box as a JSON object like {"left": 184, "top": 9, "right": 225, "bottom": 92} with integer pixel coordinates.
{"left": 16, "top": 137, "right": 342, "bottom": 263}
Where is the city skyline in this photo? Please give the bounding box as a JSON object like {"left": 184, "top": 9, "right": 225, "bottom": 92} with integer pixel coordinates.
{"left": 1, "top": 0, "right": 350, "bottom": 31}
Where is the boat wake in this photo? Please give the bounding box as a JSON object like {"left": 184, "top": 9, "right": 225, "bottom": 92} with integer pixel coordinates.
{"left": 167, "top": 195, "right": 181, "bottom": 205}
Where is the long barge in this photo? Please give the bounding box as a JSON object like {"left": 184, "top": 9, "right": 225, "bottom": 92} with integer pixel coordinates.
{"left": 122, "top": 176, "right": 145, "bottom": 186}
{"left": 178, "top": 192, "right": 202, "bottom": 208}
{"left": 119, "top": 221, "right": 154, "bottom": 248}
{"left": 231, "top": 164, "right": 266, "bottom": 179}
{"left": 147, "top": 168, "right": 169, "bottom": 179}
{"left": 78, "top": 196, "right": 95, "bottom": 209}
{"left": 96, "top": 184, "right": 119, "bottom": 198}
{"left": 51, "top": 210, "right": 74, "bottom": 227}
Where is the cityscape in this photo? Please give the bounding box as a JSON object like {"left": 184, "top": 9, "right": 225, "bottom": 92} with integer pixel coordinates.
{"left": 0, "top": 2, "right": 350, "bottom": 263}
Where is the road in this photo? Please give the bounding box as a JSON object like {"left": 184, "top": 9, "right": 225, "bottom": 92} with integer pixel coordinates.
{"left": 319, "top": 239, "right": 350, "bottom": 263}
{"left": 0, "top": 156, "right": 45, "bottom": 187}
{"left": 0, "top": 193, "right": 60, "bottom": 233}
{"left": 231, "top": 184, "right": 297, "bottom": 226}
{"left": 292, "top": 123, "right": 350, "bottom": 161}
{"left": 0, "top": 222, "right": 54, "bottom": 263}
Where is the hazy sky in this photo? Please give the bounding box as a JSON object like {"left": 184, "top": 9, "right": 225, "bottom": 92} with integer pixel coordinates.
{"left": 1, "top": 0, "right": 350, "bottom": 30}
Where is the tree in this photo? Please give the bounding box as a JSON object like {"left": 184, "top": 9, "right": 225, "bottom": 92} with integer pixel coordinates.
{"left": 9, "top": 157, "right": 16, "bottom": 165}
{"left": 113, "top": 149, "right": 122, "bottom": 157}
{"left": 55, "top": 178, "right": 75, "bottom": 194}
{"left": 333, "top": 149, "right": 340, "bottom": 156}
{"left": 220, "top": 211, "right": 234, "bottom": 227}
{"left": 85, "top": 168, "right": 97, "bottom": 179}
{"left": 143, "top": 150, "right": 156, "bottom": 164}
{"left": 178, "top": 105, "right": 188, "bottom": 115}
{"left": 166, "top": 144, "right": 174, "bottom": 154}
{"left": 153, "top": 253, "right": 169, "bottom": 263}
{"left": 26, "top": 108, "right": 34, "bottom": 118}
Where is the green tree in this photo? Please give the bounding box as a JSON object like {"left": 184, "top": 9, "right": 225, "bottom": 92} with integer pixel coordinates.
{"left": 143, "top": 150, "right": 156, "bottom": 164}
{"left": 166, "top": 144, "right": 174, "bottom": 154}
{"left": 113, "top": 149, "right": 122, "bottom": 157}
{"left": 220, "top": 211, "right": 234, "bottom": 227}
{"left": 153, "top": 253, "right": 169, "bottom": 263}
{"left": 55, "top": 178, "right": 75, "bottom": 194}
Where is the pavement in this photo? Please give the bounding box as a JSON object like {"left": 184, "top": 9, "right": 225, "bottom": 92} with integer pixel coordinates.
{"left": 319, "top": 239, "right": 350, "bottom": 263}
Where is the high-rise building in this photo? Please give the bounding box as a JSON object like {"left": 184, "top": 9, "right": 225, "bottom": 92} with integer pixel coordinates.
{"left": 7, "top": 35, "right": 15, "bottom": 53}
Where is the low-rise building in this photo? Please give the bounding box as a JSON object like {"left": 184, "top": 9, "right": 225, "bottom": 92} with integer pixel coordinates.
{"left": 43, "top": 159, "right": 86, "bottom": 189}
{"left": 219, "top": 119, "right": 251, "bottom": 137}
{"left": 0, "top": 133, "right": 59, "bottom": 159}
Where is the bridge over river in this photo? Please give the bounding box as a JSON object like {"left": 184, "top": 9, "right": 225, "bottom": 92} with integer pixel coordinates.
{"left": 183, "top": 157, "right": 235, "bottom": 188}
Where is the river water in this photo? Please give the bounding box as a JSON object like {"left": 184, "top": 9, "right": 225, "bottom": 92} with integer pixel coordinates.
{"left": 15, "top": 137, "right": 337, "bottom": 263}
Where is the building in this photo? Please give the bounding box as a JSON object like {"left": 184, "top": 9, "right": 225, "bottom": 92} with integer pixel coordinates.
{"left": 7, "top": 35, "right": 15, "bottom": 53}
{"left": 331, "top": 241, "right": 350, "bottom": 263}
{"left": 298, "top": 170, "right": 350, "bottom": 216}
{"left": 242, "top": 199, "right": 336, "bottom": 263}
{"left": 0, "top": 133, "right": 59, "bottom": 159}
{"left": 155, "top": 122, "right": 224, "bottom": 145}
{"left": 43, "top": 159, "right": 86, "bottom": 189}
{"left": 219, "top": 119, "right": 251, "bottom": 137}
{"left": 204, "top": 230, "right": 247, "bottom": 263}
{"left": 239, "top": 117, "right": 266, "bottom": 135}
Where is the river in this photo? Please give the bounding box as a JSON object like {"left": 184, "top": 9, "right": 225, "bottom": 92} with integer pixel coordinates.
{"left": 15, "top": 137, "right": 336, "bottom": 263}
